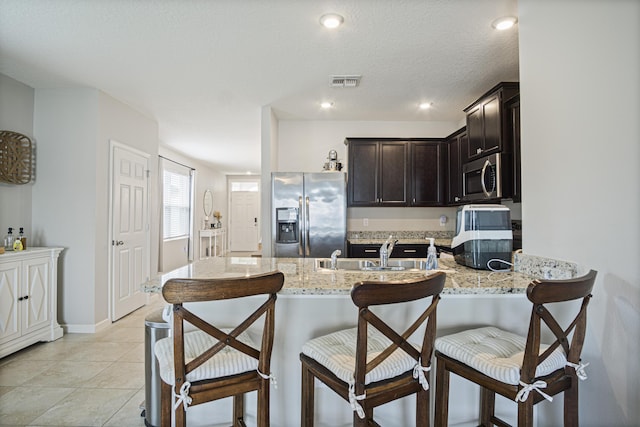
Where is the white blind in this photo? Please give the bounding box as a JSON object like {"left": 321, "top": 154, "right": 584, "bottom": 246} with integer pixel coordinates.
{"left": 162, "top": 161, "right": 192, "bottom": 239}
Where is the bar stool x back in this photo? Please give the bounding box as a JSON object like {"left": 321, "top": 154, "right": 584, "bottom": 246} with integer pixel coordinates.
{"left": 154, "top": 271, "right": 284, "bottom": 427}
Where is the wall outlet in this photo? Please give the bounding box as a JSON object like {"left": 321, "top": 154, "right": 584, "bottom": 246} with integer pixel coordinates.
{"left": 363, "top": 218, "right": 369, "bottom": 226}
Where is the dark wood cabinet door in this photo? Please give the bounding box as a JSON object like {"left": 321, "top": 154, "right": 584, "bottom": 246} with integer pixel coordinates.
{"left": 466, "top": 105, "right": 483, "bottom": 159}
{"left": 379, "top": 142, "right": 409, "bottom": 206}
{"left": 392, "top": 244, "right": 428, "bottom": 258}
{"left": 447, "top": 130, "right": 465, "bottom": 205}
{"left": 348, "top": 141, "right": 378, "bottom": 206}
{"left": 348, "top": 244, "right": 380, "bottom": 258}
{"left": 411, "top": 141, "right": 444, "bottom": 206}
{"left": 482, "top": 95, "right": 501, "bottom": 154}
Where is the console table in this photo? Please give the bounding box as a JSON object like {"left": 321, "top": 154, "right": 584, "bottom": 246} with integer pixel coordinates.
{"left": 199, "top": 228, "right": 226, "bottom": 259}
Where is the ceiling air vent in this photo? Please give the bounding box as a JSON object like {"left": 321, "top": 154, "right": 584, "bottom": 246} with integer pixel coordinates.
{"left": 331, "top": 75, "right": 361, "bottom": 88}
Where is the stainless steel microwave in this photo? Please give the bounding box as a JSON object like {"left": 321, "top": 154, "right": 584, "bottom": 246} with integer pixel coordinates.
{"left": 462, "top": 153, "right": 502, "bottom": 201}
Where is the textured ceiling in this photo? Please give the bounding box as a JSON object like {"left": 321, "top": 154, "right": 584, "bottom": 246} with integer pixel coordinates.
{"left": 0, "top": 0, "right": 519, "bottom": 174}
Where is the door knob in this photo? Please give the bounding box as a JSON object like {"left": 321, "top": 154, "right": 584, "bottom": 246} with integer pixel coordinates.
{"left": 112, "top": 240, "right": 124, "bottom": 246}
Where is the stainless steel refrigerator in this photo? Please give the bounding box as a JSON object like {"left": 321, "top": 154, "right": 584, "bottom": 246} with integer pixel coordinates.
{"left": 272, "top": 172, "right": 346, "bottom": 258}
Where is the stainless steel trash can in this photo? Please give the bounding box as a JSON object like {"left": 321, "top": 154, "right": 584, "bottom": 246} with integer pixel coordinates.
{"left": 144, "top": 308, "right": 171, "bottom": 427}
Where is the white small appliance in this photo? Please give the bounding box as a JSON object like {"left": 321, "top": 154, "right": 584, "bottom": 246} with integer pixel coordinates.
{"left": 451, "top": 204, "right": 513, "bottom": 270}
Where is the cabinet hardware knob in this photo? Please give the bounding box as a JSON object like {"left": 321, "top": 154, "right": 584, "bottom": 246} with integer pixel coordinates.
{"left": 18, "top": 296, "right": 23, "bottom": 301}
{"left": 24, "top": 295, "right": 28, "bottom": 300}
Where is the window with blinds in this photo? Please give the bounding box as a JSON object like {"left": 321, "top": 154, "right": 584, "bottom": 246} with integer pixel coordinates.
{"left": 162, "top": 161, "right": 192, "bottom": 239}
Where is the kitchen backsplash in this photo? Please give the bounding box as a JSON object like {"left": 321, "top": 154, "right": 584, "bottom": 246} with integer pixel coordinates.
{"left": 347, "top": 230, "right": 454, "bottom": 240}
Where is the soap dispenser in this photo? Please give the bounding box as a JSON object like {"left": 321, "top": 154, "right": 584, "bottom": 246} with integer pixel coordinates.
{"left": 5, "top": 227, "right": 14, "bottom": 251}
{"left": 19, "top": 227, "right": 27, "bottom": 250}
{"left": 426, "top": 238, "right": 438, "bottom": 270}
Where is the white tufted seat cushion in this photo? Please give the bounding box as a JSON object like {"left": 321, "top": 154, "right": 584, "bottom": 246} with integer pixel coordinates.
{"left": 301, "top": 327, "right": 421, "bottom": 385}
{"left": 434, "top": 326, "right": 567, "bottom": 385}
{"left": 154, "top": 329, "right": 258, "bottom": 386}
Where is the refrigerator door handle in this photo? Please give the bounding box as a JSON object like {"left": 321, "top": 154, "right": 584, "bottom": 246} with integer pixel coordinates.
{"left": 298, "top": 196, "right": 304, "bottom": 256}
{"left": 305, "top": 196, "right": 311, "bottom": 256}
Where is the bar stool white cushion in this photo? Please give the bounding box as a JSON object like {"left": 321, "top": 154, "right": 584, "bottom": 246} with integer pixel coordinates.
{"left": 434, "top": 326, "right": 567, "bottom": 385}
{"left": 301, "top": 327, "right": 420, "bottom": 385}
{"left": 154, "top": 329, "right": 257, "bottom": 385}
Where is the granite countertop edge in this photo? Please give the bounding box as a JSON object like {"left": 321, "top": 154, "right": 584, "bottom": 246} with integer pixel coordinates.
{"left": 143, "top": 253, "right": 580, "bottom": 297}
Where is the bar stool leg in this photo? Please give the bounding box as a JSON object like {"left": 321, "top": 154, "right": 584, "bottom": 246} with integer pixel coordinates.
{"left": 301, "top": 363, "right": 315, "bottom": 427}
{"left": 434, "top": 357, "right": 450, "bottom": 426}
{"left": 480, "top": 386, "right": 495, "bottom": 426}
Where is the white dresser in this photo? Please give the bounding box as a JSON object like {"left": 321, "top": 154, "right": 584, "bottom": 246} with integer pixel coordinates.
{"left": 0, "top": 247, "right": 64, "bottom": 358}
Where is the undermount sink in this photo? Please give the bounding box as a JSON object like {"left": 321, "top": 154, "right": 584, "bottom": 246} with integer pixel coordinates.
{"left": 314, "top": 258, "right": 431, "bottom": 272}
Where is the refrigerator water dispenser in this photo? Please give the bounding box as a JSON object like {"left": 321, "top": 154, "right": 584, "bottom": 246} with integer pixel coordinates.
{"left": 276, "top": 207, "right": 299, "bottom": 243}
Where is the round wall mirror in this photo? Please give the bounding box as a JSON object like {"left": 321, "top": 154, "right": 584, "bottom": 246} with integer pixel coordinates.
{"left": 203, "top": 189, "right": 213, "bottom": 218}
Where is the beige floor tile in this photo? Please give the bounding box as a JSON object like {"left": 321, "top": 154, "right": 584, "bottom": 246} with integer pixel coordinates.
{"left": 82, "top": 362, "right": 144, "bottom": 389}
{"left": 16, "top": 339, "right": 85, "bottom": 361}
{"left": 103, "top": 388, "right": 146, "bottom": 427}
{"left": 0, "top": 359, "right": 54, "bottom": 386}
{"left": 61, "top": 341, "right": 136, "bottom": 362}
{"left": 97, "top": 327, "right": 145, "bottom": 343}
{"left": 117, "top": 343, "right": 145, "bottom": 363}
{"left": 28, "top": 387, "right": 137, "bottom": 426}
{"left": 0, "top": 386, "right": 14, "bottom": 398}
{"left": 0, "top": 386, "right": 74, "bottom": 425}
{"left": 23, "top": 360, "right": 111, "bottom": 388}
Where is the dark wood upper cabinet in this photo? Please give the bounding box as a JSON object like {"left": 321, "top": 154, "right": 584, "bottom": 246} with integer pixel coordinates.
{"left": 410, "top": 140, "right": 446, "bottom": 206}
{"left": 464, "top": 82, "right": 519, "bottom": 161}
{"left": 346, "top": 139, "right": 409, "bottom": 206}
{"left": 445, "top": 127, "right": 467, "bottom": 205}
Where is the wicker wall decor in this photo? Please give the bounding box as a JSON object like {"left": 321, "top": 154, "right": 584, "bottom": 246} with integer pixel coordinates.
{"left": 0, "top": 130, "right": 33, "bottom": 184}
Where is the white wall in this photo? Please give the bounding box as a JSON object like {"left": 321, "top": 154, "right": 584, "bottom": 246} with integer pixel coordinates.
{"left": 0, "top": 74, "right": 34, "bottom": 238}
{"left": 519, "top": 1, "right": 639, "bottom": 425}
{"left": 277, "top": 120, "right": 459, "bottom": 173}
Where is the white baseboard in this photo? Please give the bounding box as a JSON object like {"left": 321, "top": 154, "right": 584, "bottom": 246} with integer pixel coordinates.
{"left": 62, "top": 317, "right": 111, "bottom": 334}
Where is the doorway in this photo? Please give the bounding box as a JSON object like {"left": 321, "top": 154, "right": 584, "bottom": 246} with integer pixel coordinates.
{"left": 109, "top": 141, "right": 150, "bottom": 321}
{"left": 228, "top": 178, "right": 260, "bottom": 252}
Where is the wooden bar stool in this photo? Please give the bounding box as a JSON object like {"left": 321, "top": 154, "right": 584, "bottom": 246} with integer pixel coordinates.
{"left": 154, "top": 271, "right": 284, "bottom": 427}
{"left": 434, "top": 269, "right": 597, "bottom": 427}
{"left": 300, "top": 272, "right": 446, "bottom": 426}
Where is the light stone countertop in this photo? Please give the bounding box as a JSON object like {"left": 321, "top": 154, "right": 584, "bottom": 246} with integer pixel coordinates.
{"left": 143, "top": 255, "right": 537, "bottom": 296}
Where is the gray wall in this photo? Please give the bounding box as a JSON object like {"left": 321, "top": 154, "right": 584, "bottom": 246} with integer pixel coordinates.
{"left": 32, "top": 88, "right": 159, "bottom": 329}
{"left": 0, "top": 74, "right": 34, "bottom": 238}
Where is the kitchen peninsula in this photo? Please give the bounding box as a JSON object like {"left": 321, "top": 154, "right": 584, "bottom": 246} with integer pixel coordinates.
{"left": 144, "top": 253, "right": 581, "bottom": 426}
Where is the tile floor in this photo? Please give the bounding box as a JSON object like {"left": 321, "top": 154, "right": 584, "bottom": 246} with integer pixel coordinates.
{"left": 0, "top": 298, "right": 165, "bottom": 427}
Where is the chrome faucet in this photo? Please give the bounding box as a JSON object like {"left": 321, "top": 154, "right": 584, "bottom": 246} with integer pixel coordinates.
{"left": 379, "top": 235, "right": 397, "bottom": 268}
{"left": 330, "top": 249, "right": 342, "bottom": 270}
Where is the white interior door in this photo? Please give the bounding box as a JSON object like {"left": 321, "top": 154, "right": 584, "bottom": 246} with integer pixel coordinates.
{"left": 111, "top": 143, "right": 149, "bottom": 321}
{"left": 229, "top": 191, "right": 259, "bottom": 252}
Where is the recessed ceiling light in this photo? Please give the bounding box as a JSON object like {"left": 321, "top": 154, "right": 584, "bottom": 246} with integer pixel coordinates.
{"left": 419, "top": 102, "right": 432, "bottom": 110}
{"left": 320, "top": 101, "right": 334, "bottom": 109}
{"left": 492, "top": 16, "right": 518, "bottom": 30}
{"left": 320, "top": 13, "right": 344, "bottom": 29}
